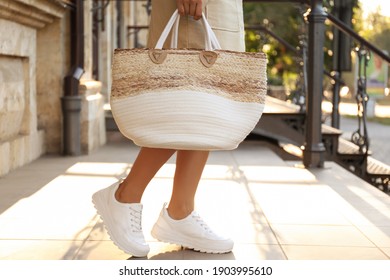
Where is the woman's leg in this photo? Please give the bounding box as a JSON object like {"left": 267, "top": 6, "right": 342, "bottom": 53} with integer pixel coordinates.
{"left": 167, "top": 150, "right": 209, "bottom": 219}
{"left": 92, "top": 146, "right": 175, "bottom": 256}
{"left": 151, "top": 149, "right": 234, "bottom": 253}
{"left": 116, "top": 147, "right": 176, "bottom": 203}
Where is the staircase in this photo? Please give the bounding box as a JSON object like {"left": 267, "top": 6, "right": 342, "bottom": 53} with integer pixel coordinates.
{"left": 252, "top": 98, "right": 390, "bottom": 194}
{"left": 322, "top": 125, "right": 390, "bottom": 193}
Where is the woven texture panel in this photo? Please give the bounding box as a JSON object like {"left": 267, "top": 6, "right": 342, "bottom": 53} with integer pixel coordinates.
{"left": 111, "top": 49, "right": 267, "bottom": 104}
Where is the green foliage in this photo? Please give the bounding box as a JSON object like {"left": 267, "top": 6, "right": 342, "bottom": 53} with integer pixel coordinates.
{"left": 244, "top": 2, "right": 305, "bottom": 86}
{"left": 243, "top": 1, "right": 363, "bottom": 87}
{"left": 360, "top": 8, "right": 390, "bottom": 53}
{"left": 354, "top": 6, "right": 390, "bottom": 89}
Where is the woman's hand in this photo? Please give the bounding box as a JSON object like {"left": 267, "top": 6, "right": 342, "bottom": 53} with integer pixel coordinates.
{"left": 176, "top": 0, "right": 203, "bottom": 20}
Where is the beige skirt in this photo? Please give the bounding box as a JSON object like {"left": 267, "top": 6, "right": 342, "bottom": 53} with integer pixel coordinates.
{"left": 147, "top": 0, "right": 245, "bottom": 52}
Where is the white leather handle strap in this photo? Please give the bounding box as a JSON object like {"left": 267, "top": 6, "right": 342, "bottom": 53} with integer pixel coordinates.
{"left": 155, "top": 9, "right": 221, "bottom": 50}
{"left": 155, "top": 9, "right": 179, "bottom": 49}
{"left": 201, "top": 14, "right": 221, "bottom": 50}
{"left": 204, "top": 16, "right": 221, "bottom": 49}
{"left": 170, "top": 12, "right": 180, "bottom": 48}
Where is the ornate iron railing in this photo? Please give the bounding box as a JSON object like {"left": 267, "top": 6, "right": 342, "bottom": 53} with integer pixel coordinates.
{"left": 352, "top": 47, "right": 370, "bottom": 154}
{"left": 325, "top": 12, "right": 390, "bottom": 155}
{"left": 244, "top": 0, "right": 390, "bottom": 193}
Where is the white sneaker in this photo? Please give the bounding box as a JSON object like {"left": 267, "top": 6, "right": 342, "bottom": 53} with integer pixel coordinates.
{"left": 92, "top": 181, "right": 150, "bottom": 257}
{"left": 151, "top": 203, "right": 233, "bottom": 253}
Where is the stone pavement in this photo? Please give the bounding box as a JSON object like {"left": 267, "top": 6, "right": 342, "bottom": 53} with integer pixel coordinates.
{"left": 0, "top": 132, "right": 390, "bottom": 260}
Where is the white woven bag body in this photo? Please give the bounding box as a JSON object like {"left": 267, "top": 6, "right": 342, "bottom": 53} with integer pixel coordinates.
{"left": 110, "top": 10, "right": 267, "bottom": 150}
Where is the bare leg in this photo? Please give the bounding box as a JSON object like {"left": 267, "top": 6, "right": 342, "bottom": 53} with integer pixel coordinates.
{"left": 116, "top": 147, "right": 176, "bottom": 203}
{"left": 151, "top": 149, "right": 233, "bottom": 253}
{"left": 167, "top": 150, "right": 209, "bottom": 220}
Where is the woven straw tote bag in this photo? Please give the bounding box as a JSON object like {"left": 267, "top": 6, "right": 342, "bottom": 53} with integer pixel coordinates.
{"left": 110, "top": 10, "right": 267, "bottom": 150}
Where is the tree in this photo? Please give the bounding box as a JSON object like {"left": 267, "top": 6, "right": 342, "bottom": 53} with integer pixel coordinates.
{"left": 361, "top": 8, "right": 390, "bottom": 53}
{"left": 243, "top": 0, "right": 362, "bottom": 88}
{"left": 244, "top": 2, "right": 306, "bottom": 86}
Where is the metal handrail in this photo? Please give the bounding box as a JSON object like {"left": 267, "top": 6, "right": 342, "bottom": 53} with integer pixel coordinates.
{"left": 245, "top": 25, "right": 300, "bottom": 55}
{"left": 244, "top": 0, "right": 390, "bottom": 64}
{"left": 327, "top": 13, "right": 390, "bottom": 64}
{"left": 244, "top": 0, "right": 388, "bottom": 172}
{"left": 246, "top": 24, "right": 308, "bottom": 110}
{"left": 247, "top": 24, "right": 347, "bottom": 84}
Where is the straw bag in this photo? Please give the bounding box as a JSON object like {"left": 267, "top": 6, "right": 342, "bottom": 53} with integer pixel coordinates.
{"left": 110, "top": 10, "right": 267, "bottom": 150}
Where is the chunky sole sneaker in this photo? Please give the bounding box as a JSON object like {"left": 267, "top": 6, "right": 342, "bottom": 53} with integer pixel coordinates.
{"left": 151, "top": 203, "right": 233, "bottom": 254}
{"left": 92, "top": 181, "right": 150, "bottom": 257}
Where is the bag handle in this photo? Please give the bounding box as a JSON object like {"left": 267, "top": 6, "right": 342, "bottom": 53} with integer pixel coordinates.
{"left": 155, "top": 9, "right": 221, "bottom": 50}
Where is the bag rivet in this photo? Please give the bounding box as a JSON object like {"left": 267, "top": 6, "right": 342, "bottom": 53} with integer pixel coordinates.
{"left": 200, "top": 51, "right": 218, "bottom": 67}
{"left": 149, "top": 50, "right": 167, "bottom": 64}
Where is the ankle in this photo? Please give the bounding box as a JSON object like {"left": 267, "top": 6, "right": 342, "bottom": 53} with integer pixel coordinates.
{"left": 167, "top": 204, "right": 194, "bottom": 220}
{"left": 115, "top": 182, "right": 142, "bottom": 204}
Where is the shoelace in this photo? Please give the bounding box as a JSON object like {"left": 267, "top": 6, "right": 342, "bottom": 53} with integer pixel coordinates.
{"left": 192, "top": 213, "right": 213, "bottom": 233}
{"left": 129, "top": 207, "right": 142, "bottom": 232}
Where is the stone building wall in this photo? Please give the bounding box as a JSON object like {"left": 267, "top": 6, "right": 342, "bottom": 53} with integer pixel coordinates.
{"left": 0, "top": 0, "right": 138, "bottom": 176}
{"left": 36, "top": 14, "right": 69, "bottom": 154}
{"left": 0, "top": 0, "right": 146, "bottom": 176}
{"left": 0, "top": 0, "right": 65, "bottom": 176}
{"left": 79, "top": 0, "right": 106, "bottom": 154}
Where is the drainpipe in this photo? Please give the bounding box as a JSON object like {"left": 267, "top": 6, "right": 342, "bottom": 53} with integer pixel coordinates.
{"left": 303, "top": 0, "right": 326, "bottom": 168}
{"left": 61, "top": 0, "right": 84, "bottom": 155}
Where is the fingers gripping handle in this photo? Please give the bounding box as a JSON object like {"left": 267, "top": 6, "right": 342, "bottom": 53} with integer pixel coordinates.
{"left": 155, "top": 9, "right": 221, "bottom": 50}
